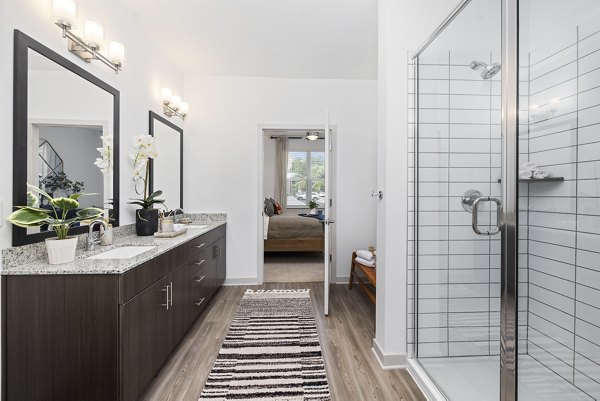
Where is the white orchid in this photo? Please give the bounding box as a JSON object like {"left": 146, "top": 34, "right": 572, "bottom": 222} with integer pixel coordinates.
{"left": 130, "top": 135, "right": 158, "bottom": 177}
{"left": 102, "top": 134, "right": 113, "bottom": 147}
{"left": 129, "top": 134, "right": 162, "bottom": 208}
{"left": 95, "top": 135, "right": 113, "bottom": 174}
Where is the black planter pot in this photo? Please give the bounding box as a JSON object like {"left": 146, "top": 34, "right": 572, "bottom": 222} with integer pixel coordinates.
{"left": 136, "top": 208, "right": 159, "bottom": 236}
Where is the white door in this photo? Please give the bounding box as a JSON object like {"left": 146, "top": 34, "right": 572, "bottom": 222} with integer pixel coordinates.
{"left": 323, "top": 115, "right": 333, "bottom": 315}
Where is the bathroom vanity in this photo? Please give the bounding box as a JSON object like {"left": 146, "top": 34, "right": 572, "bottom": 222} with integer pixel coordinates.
{"left": 1, "top": 222, "right": 226, "bottom": 401}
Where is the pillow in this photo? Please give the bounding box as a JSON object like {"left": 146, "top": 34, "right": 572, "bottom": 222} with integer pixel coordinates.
{"left": 264, "top": 198, "right": 275, "bottom": 217}
{"left": 274, "top": 201, "right": 283, "bottom": 215}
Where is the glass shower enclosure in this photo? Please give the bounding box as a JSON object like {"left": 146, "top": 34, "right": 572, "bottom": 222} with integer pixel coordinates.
{"left": 408, "top": 0, "right": 600, "bottom": 400}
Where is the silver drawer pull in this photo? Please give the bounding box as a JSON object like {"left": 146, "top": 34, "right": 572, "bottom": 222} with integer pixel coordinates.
{"left": 160, "top": 285, "right": 170, "bottom": 310}
{"left": 194, "top": 259, "right": 206, "bottom": 266}
{"left": 194, "top": 243, "right": 206, "bottom": 249}
{"left": 195, "top": 298, "right": 205, "bottom": 306}
{"left": 195, "top": 275, "right": 206, "bottom": 284}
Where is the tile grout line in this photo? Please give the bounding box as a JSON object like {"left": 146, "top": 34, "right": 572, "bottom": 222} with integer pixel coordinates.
{"left": 572, "top": 24, "right": 580, "bottom": 385}
{"left": 446, "top": 50, "right": 451, "bottom": 357}
{"left": 488, "top": 50, "right": 493, "bottom": 356}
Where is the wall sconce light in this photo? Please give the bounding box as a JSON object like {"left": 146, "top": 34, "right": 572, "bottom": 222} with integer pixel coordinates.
{"left": 161, "top": 87, "right": 188, "bottom": 120}
{"left": 306, "top": 132, "right": 320, "bottom": 141}
{"left": 52, "top": 0, "right": 125, "bottom": 73}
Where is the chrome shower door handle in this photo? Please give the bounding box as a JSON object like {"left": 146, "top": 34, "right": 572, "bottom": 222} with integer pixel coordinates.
{"left": 471, "top": 196, "right": 502, "bottom": 236}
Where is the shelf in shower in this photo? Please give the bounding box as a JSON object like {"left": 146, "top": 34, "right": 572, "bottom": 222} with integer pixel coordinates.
{"left": 497, "top": 177, "right": 564, "bottom": 183}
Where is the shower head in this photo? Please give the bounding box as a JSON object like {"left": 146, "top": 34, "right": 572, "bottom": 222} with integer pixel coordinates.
{"left": 470, "top": 60, "right": 502, "bottom": 79}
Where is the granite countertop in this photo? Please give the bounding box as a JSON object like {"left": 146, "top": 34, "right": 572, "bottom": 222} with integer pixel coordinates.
{"left": 1, "top": 216, "right": 226, "bottom": 276}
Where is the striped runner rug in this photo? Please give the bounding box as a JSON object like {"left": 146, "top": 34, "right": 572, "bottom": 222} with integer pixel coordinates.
{"left": 199, "top": 289, "right": 331, "bottom": 401}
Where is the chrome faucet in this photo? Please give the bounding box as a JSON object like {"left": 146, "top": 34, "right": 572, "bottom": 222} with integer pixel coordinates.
{"left": 172, "top": 209, "right": 184, "bottom": 223}
{"left": 87, "top": 219, "right": 108, "bottom": 251}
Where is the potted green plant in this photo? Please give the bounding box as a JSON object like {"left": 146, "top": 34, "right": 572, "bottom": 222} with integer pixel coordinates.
{"left": 127, "top": 135, "right": 164, "bottom": 236}
{"left": 308, "top": 200, "right": 319, "bottom": 215}
{"left": 41, "top": 172, "right": 85, "bottom": 197}
{"left": 7, "top": 184, "right": 104, "bottom": 264}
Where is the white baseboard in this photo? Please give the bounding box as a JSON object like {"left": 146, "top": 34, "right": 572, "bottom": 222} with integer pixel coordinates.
{"left": 407, "top": 359, "right": 447, "bottom": 401}
{"left": 223, "top": 277, "right": 260, "bottom": 286}
{"left": 371, "top": 339, "right": 407, "bottom": 369}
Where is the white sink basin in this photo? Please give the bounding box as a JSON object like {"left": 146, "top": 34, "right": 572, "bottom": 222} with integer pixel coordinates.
{"left": 87, "top": 246, "right": 157, "bottom": 260}
{"left": 187, "top": 224, "right": 209, "bottom": 229}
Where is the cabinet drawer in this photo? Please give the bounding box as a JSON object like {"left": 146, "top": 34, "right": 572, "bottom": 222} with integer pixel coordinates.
{"left": 120, "top": 245, "right": 184, "bottom": 304}
{"left": 188, "top": 259, "right": 216, "bottom": 317}
{"left": 185, "top": 225, "right": 226, "bottom": 261}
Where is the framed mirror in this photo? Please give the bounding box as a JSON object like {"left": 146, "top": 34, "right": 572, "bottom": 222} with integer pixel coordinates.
{"left": 149, "top": 111, "right": 183, "bottom": 210}
{"left": 13, "top": 30, "right": 120, "bottom": 246}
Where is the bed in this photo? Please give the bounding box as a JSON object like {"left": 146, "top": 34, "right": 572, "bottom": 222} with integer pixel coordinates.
{"left": 264, "top": 214, "right": 324, "bottom": 252}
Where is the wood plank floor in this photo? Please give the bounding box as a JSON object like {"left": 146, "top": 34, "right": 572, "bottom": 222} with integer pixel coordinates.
{"left": 140, "top": 283, "right": 425, "bottom": 401}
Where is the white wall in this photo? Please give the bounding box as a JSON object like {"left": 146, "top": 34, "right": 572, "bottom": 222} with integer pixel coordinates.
{"left": 374, "top": 0, "right": 458, "bottom": 367}
{"left": 0, "top": 0, "right": 183, "bottom": 250}
{"left": 183, "top": 75, "right": 377, "bottom": 283}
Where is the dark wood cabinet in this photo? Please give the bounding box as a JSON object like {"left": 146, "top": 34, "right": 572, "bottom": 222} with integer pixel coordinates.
{"left": 3, "top": 224, "right": 226, "bottom": 401}
{"left": 121, "top": 280, "right": 162, "bottom": 401}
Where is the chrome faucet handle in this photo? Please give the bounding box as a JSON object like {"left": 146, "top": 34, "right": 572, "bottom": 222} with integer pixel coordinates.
{"left": 172, "top": 208, "right": 184, "bottom": 223}
{"left": 87, "top": 219, "right": 108, "bottom": 251}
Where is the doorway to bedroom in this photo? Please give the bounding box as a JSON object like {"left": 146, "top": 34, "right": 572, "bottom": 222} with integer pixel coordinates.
{"left": 261, "top": 128, "right": 330, "bottom": 284}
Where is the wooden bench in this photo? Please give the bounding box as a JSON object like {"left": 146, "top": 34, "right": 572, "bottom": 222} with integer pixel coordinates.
{"left": 348, "top": 251, "right": 376, "bottom": 304}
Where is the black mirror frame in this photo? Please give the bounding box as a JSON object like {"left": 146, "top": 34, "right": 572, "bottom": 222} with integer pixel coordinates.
{"left": 12, "top": 30, "right": 120, "bottom": 246}
{"left": 148, "top": 111, "right": 183, "bottom": 210}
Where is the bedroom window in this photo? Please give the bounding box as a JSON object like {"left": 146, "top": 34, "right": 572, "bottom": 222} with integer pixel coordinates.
{"left": 287, "top": 151, "right": 325, "bottom": 208}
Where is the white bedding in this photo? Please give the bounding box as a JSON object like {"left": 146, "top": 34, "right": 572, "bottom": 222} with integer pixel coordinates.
{"left": 263, "top": 215, "right": 269, "bottom": 240}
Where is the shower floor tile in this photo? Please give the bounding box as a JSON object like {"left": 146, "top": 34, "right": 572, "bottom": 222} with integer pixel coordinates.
{"left": 420, "top": 355, "right": 594, "bottom": 401}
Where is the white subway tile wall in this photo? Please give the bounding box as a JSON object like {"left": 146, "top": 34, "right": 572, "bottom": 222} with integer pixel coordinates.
{"left": 408, "top": 27, "right": 600, "bottom": 398}
{"left": 526, "top": 27, "right": 600, "bottom": 396}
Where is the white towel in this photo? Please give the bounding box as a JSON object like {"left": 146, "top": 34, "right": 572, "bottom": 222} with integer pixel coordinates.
{"left": 519, "top": 170, "right": 532, "bottom": 179}
{"left": 519, "top": 161, "right": 537, "bottom": 171}
{"left": 263, "top": 215, "right": 269, "bottom": 240}
{"left": 533, "top": 169, "right": 548, "bottom": 179}
{"left": 356, "top": 250, "right": 374, "bottom": 261}
{"left": 355, "top": 256, "right": 376, "bottom": 267}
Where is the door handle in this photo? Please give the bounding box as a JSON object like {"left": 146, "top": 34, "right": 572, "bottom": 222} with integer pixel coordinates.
{"left": 160, "top": 285, "right": 170, "bottom": 310}
{"left": 324, "top": 219, "right": 335, "bottom": 225}
{"left": 194, "top": 259, "right": 206, "bottom": 266}
{"left": 195, "top": 298, "right": 205, "bottom": 306}
{"left": 194, "top": 243, "right": 206, "bottom": 249}
{"left": 471, "top": 196, "right": 502, "bottom": 236}
{"left": 195, "top": 275, "right": 205, "bottom": 284}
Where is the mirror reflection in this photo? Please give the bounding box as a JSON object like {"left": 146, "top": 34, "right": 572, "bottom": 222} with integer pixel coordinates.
{"left": 150, "top": 112, "right": 182, "bottom": 210}
{"left": 27, "top": 50, "right": 114, "bottom": 233}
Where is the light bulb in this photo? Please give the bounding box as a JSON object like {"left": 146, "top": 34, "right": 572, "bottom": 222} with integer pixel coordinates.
{"left": 161, "top": 88, "right": 173, "bottom": 104}
{"left": 108, "top": 41, "right": 125, "bottom": 66}
{"left": 306, "top": 132, "right": 319, "bottom": 141}
{"left": 83, "top": 20, "right": 104, "bottom": 49}
{"left": 53, "top": 0, "right": 77, "bottom": 29}
{"left": 179, "top": 102, "right": 189, "bottom": 115}
{"left": 170, "top": 95, "right": 182, "bottom": 110}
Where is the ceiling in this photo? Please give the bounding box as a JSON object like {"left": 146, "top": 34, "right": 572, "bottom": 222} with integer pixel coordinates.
{"left": 121, "top": 0, "right": 378, "bottom": 79}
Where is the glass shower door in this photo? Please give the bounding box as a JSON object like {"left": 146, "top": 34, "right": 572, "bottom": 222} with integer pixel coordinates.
{"left": 409, "top": 1, "right": 503, "bottom": 400}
